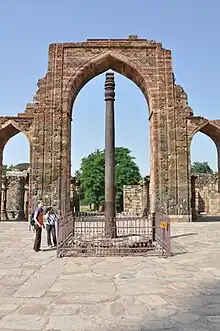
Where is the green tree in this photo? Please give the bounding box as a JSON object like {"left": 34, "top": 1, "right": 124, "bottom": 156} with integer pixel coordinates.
{"left": 78, "top": 147, "right": 142, "bottom": 210}
{"left": 78, "top": 149, "right": 105, "bottom": 208}
{"left": 191, "top": 161, "right": 213, "bottom": 174}
{"left": 2, "top": 165, "right": 14, "bottom": 177}
{"left": 115, "top": 147, "right": 142, "bottom": 211}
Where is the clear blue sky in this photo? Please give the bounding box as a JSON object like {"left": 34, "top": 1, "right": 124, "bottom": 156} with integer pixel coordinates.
{"left": 1, "top": 0, "right": 219, "bottom": 175}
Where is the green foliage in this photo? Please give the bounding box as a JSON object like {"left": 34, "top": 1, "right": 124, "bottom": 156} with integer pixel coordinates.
{"left": 77, "top": 147, "right": 142, "bottom": 210}
{"left": 79, "top": 149, "right": 105, "bottom": 207}
{"left": 191, "top": 161, "right": 213, "bottom": 174}
{"left": 2, "top": 165, "right": 15, "bottom": 177}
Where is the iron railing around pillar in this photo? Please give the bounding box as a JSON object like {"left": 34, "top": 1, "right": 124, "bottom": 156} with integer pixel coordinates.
{"left": 57, "top": 212, "right": 171, "bottom": 258}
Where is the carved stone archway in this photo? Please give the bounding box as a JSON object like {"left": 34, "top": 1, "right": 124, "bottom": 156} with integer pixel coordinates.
{"left": 1, "top": 37, "right": 219, "bottom": 221}
{"left": 187, "top": 118, "right": 220, "bottom": 214}
{"left": 0, "top": 117, "right": 33, "bottom": 218}
{"left": 48, "top": 39, "right": 177, "bottom": 214}
{"left": 61, "top": 49, "right": 158, "bottom": 213}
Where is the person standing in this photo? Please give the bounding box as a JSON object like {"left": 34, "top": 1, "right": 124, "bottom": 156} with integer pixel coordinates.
{"left": 33, "top": 201, "right": 44, "bottom": 252}
{"left": 45, "top": 207, "right": 57, "bottom": 247}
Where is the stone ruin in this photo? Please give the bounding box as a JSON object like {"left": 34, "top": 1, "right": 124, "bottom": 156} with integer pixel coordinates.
{"left": 3, "top": 169, "right": 219, "bottom": 222}
{"left": 1, "top": 164, "right": 29, "bottom": 220}
{"left": 123, "top": 173, "right": 220, "bottom": 221}
{"left": 123, "top": 177, "right": 150, "bottom": 214}
{"left": 0, "top": 36, "right": 220, "bottom": 222}
{"left": 1, "top": 169, "right": 80, "bottom": 220}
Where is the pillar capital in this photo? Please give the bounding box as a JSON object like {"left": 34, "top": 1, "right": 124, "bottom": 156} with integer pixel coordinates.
{"left": 105, "top": 72, "right": 115, "bottom": 101}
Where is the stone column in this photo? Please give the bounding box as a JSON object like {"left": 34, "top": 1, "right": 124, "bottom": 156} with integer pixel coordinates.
{"left": 104, "top": 72, "right": 117, "bottom": 238}
{"left": 70, "top": 177, "right": 80, "bottom": 212}
{"left": 24, "top": 181, "right": 29, "bottom": 220}
{"left": 18, "top": 177, "right": 26, "bottom": 220}
{"left": 6, "top": 171, "right": 26, "bottom": 220}
{"left": 2, "top": 178, "right": 8, "bottom": 220}
{"left": 141, "top": 178, "right": 150, "bottom": 213}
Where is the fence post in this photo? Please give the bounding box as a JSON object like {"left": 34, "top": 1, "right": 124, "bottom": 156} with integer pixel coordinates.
{"left": 167, "top": 217, "right": 171, "bottom": 257}
{"left": 152, "top": 212, "right": 156, "bottom": 241}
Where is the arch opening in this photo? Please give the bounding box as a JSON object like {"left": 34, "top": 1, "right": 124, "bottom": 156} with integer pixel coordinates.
{"left": 1, "top": 129, "right": 30, "bottom": 221}
{"left": 190, "top": 129, "right": 220, "bottom": 221}
{"left": 70, "top": 70, "right": 150, "bottom": 214}
{"left": 64, "top": 52, "right": 151, "bottom": 117}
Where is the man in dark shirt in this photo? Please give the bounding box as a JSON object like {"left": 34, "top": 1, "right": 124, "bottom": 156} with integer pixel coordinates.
{"left": 33, "top": 201, "right": 44, "bottom": 252}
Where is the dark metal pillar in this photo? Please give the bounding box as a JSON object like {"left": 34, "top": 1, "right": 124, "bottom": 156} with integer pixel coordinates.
{"left": 104, "top": 72, "right": 117, "bottom": 238}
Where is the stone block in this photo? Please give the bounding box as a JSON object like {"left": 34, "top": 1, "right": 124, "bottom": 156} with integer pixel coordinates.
{"left": 0, "top": 314, "right": 46, "bottom": 330}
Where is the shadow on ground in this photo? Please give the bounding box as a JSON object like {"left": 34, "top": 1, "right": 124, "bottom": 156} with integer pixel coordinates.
{"left": 171, "top": 233, "right": 198, "bottom": 239}
{"left": 196, "top": 216, "right": 220, "bottom": 222}
{"left": 134, "top": 279, "right": 220, "bottom": 331}
{"left": 42, "top": 247, "right": 57, "bottom": 252}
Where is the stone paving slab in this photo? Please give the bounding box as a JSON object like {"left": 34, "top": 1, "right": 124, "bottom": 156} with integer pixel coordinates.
{"left": 0, "top": 222, "right": 220, "bottom": 330}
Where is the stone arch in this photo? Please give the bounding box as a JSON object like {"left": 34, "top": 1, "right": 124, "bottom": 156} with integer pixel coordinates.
{"left": 189, "top": 121, "right": 220, "bottom": 221}
{"left": 60, "top": 50, "right": 154, "bottom": 212}
{"left": 190, "top": 121, "right": 220, "bottom": 146}
{"left": 185, "top": 118, "right": 220, "bottom": 220}
{"left": 189, "top": 121, "right": 209, "bottom": 141}
{"left": 0, "top": 119, "right": 31, "bottom": 147}
{"left": 189, "top": 121, "right": 220, "bottom": 175}
{"left": 188, "top": 120, "right": 220, "bottom": 178}
{"left": 0, "top": 119, "right": 31, "bottom": 220}
{"left": 62, "top": 51, "right": 151, "bottom": 116}
{"left": 190, "top": 125, "right": 218, "bottom": 170}
{"left": 199, "top": 123, "right": 220, "bottom": 193}
{"left": 15, "top": 39, "right": 196, "bottom": 219}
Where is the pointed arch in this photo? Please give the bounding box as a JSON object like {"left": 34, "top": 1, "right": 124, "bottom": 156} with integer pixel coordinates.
{"left": 201, "top": 123, "right": 220, "bottom": 144}
{"left": 190, "top": 120, "right": 209, "bottom": 140}
{"left": 188, "top": 119, "right": 220, "bottom": 218}
{"left": 190, "top": 121, "right": 220, "bottom": 172}
{"left": 190, "top": 121, "right": 220, "bottom": 145}
{"left": 62, "top": 51, "right": 152, "bottom": 115}
{"left": 1, "top": 119, "right": 19, "bottom": 130}
{"left": 0, "top": 119, "right": 31, "bottom": 147}
{"left": 1, "top": 129, "right": 30, "bottom": 221}
{"left": 190, "top": 121, "right": 220, "bottom": 198}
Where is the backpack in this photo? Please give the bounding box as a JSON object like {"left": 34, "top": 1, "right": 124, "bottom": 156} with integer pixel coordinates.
{"left": 30, "top": 211, "right": 35, "bottom": 226}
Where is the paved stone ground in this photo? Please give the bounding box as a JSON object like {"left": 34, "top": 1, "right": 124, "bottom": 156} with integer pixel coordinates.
{"left": 0, "top": 222, "right": 220, "bottom": 330}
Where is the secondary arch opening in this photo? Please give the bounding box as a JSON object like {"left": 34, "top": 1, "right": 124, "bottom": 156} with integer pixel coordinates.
{"left": 191, "top": 130, "right": 219, "bottom": 220}
{"left": 1, "top": 130, "right": 30, "bottom": 221}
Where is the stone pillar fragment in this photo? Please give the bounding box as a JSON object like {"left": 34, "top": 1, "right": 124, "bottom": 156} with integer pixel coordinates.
{"left": 6, "top": 171, "right": 27, "bottom": 220}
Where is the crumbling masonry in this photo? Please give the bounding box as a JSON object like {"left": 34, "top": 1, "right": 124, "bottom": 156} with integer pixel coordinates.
{"left": 1, "top": 37, "right": 220, "bottom": 221}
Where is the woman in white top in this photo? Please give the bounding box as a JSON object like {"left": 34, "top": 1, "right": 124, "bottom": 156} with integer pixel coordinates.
{"left": 45, "top": 207, "right": 57, "bottom": 247}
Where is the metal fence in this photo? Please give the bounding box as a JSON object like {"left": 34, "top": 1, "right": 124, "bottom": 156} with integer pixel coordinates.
{"left": 57, "top": 212, "right": 171, "bottom": 258}
{"left": 154, "top": 213, "right": 171, "bottom": 256}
